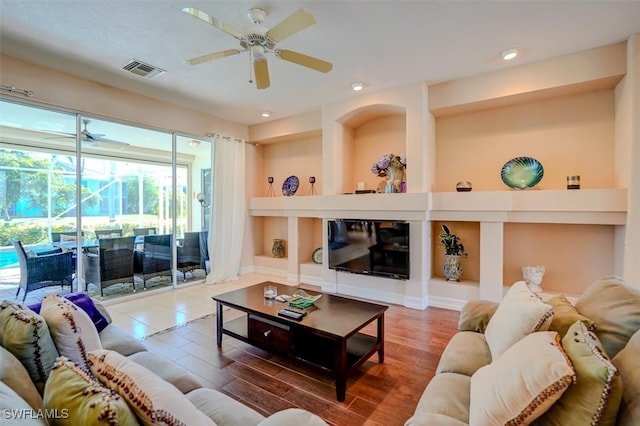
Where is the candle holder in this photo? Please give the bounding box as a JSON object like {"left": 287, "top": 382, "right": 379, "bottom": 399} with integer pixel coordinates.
{"left": 267, "top": 176, "right": 275, "bottom": 197}
{"left": 308, "top": 176, "right": 317, "bottom": 195}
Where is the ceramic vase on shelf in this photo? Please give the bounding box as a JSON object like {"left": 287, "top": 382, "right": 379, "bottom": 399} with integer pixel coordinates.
{"left": 385, "top": 165, "right": 403, "bottom": 193}
{"left": 444, "top": 255, "right": 463, "bottom": 281}
{"left": 272, "top": 239, "right": 285, "bottom": 258}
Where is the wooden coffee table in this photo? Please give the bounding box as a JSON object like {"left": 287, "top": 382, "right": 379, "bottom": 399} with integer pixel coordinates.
{"left": 213, "top": 282, "right": 388, "bottom": 401}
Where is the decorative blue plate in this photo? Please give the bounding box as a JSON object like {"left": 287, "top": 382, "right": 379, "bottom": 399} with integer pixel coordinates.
{"left": 500, "top": 157, "right": 544, "bottom": 189}
{"left": 282, "top": 175, "right": 300, "bottom": 196}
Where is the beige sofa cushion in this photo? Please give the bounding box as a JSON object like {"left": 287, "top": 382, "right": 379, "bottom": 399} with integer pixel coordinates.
{"left": 484, "top": 281, "right": 554, "bottom": 359}
{"left": 0, "top": 345, "right": 44, "bottom": 412}
{"left": 128, "top": 351, "right": 202, "bottom": 394}
{"left": 405, "top": 372, "right": 470, "bottom": 426}
{"left": 435, "top": 331, "right": 491, "bottom": 376}
{"left": 89, "top": 349, "right": 216, "bottom": 426}
{"left": 0, "top": 381, "right": 46, "bottom": 426}
{"left": 470, "top": 332, "right": 574, "bottom": 426}
{"left": 44, "top": 357, "right": 138, "bottom": 425}
{"left": 41, "top": 294, "right": 102, "bottom": 372}
{"left": 546, "top": 294, "right": 595, "bottom": 337}
{"left": 257, "top": 408, "right": 328, "bottom": 426}
{"left": 98, "top": 324, "right": 147, "bottom": 356}
{"left": 613, "top": 329, "right": 640, "bottom": 426}
{"left": 536, "top": 321, "right": 622, "bottom": 426}
{"left": 0, "top": 301, "right": 59, "bottom": 394}
{"left": 185, "top": 387, "right": 265, "bottom": 426}
{"left": 575, "top": 276, "right": 640, "bottom": 359}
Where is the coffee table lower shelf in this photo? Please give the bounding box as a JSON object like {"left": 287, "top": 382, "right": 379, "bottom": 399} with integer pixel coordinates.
{"left": 217, "top": 308, "right": 385, "bottom": 402}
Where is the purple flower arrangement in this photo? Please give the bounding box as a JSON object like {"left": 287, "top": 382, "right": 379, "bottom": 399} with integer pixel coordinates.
{"left": 371, "top": 153, "right": 407, "bottom": 177}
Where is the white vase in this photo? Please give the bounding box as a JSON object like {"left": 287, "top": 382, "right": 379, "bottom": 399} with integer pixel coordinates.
{"left": 444, "top": 255, "right": 463, "bottom": 281}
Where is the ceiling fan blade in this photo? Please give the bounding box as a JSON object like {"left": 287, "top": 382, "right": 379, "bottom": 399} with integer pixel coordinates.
{"left": 186, "top": 49, "right": 243, "bottom": 65}
{"left": 276, "top": 49, "right": 333, "bottom": 73}
{"left": 253, "top": 58, "right": 270, "bottom": 90}
{"left": 182, "top": 7, "right": 244, "bottom": 40}
{"left": 267, "top": 9, "right": 315, "bottom": 43}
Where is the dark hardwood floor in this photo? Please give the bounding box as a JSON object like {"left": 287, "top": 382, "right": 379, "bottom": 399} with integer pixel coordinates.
{"left": 141, "top": 304, "right": 460, "bottom": 426}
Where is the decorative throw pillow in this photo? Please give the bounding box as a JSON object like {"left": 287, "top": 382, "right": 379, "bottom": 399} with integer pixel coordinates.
{"left": 546, "top": 294, "right": 595, "bottom": 337}
{"left": 535, "top": 321, "right": 623, "bottom": 426}
{"left": 89, "top": 349, "right": 216, "bottom": 426}
{"left": 612, "top": 329, "right": 640, "bottom": 426}
{"left": 40, "top": 295, "right": 102, "bottom": 372}
{"left": 28, "top": 292, "right": 110, "bottom": 332}
{"left": 0, "top": 345, "right": 44, "bottom": 412}
{"left": 484, "top": 281, "right": 554, "bottom": 359}
{"left": 44, "top": 357, "right": 138, "bottom": 426}
{"left": 469, "top": 331, "right": 575, "bottom": 426}
{"left": 0, "top": 300, "right": 59, "bottom": 394}
{"left": 575, "top": 276, "right": 640, "bottom": 358}
{"left": 458, "top": 299, "right": 499, "bottom": 333}
{"left": 0, "top": 381, "right": 46, "bottom": 426}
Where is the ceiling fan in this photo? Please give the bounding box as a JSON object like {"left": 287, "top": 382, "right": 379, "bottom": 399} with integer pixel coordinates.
{"left": 77, "top": 119, "right": 129, "bottom": 147}
{"left": 182, "top": 6, "right": 333, "bottom": 89}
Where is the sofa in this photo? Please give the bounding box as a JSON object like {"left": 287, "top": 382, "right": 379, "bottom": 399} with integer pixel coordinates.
{"left": 405, "top": 276, "right": 640, "bottom": 426}
{"left": 0, "top": 293, "right": 328, "bottom": 425}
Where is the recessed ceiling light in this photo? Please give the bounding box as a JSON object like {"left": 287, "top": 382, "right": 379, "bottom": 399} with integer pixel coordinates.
{"left": 351, "top": 82, "right": 364, "bottom": 91}
{"left": 261, "top": 111, "right": 271, "bottom": 118}
{"left": 501, "top": 48, "right": 519, "bottom": 61}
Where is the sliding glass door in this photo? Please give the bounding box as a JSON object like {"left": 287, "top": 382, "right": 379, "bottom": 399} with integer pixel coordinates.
{"left": 0, "top": 97, "right": 212, "bottom": 301}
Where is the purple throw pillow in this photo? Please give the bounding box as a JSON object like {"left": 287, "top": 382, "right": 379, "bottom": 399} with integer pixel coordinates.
{"left": 28, "top": 292, "right": 110, "bottom": 332}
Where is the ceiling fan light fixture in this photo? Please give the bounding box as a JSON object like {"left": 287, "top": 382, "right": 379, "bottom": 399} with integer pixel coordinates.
{"left": 352, "top": 82, "right": 364, "bottom": 91}
{"left": 261, "top": 111, "right": 271, "bottom": 118}
{"left": 501, "top": 48, "right": 519, "bottom": 61}
{"left": 189, "top": 140, "right": 201, "bottom": 148}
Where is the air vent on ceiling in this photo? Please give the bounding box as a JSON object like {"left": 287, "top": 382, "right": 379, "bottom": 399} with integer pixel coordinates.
{"left": 121, "top": 59, "right": 166, "bottom": 78}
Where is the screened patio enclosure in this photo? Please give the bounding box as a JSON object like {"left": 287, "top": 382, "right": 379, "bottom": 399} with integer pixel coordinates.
{"left": 0, "top": 97, "right": 213, "bottom": 302}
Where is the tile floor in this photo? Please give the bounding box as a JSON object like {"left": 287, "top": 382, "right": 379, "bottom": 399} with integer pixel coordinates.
{"left": 105, "top": 273, "right": 293, "bottom": 340}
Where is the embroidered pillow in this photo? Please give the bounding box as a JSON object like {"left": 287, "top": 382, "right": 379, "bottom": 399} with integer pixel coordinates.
{"left": 89, "top": 349, "right": 216, "bottom": 426}
{"left": 535, "top": 321, "right": 623, "bottom": 426}
{"left": 41, "top": 295, "right": 102, "bottom": 373}
{"left": 0, "top": 300, "right": 59, "bottom": 394}
{"left": 469, "top": 331, "right": 575, "bottom": 425}
{"left": 44, "top": 357, "right": 138, "bottom": 425}
{"left": 546, "top": 294, "right": 595, "bottom": 337}
{"left": 484, "top": 281, "right": 554, "bottom": 359}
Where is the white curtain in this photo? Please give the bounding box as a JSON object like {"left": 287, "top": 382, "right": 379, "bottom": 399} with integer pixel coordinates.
{"left": 206, "top": 134, "right": 245, "bottom": 284}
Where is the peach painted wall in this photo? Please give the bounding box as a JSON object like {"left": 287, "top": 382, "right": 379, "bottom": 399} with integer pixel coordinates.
{"left": 259, "top": 134, "right": 322, "bottom": 197}
{"left": 435, "top": 89, "right": 615, "bottom": 192}
{"left": 352, "top": 114, "right": 406, "bottom": 193}
{"left": 503, "top": 223, "right": 615, "bottom": 295}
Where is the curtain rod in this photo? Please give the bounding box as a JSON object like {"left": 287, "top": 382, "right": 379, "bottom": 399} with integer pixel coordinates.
{"left": 0, "top": 84, "right": 34, "bottom": 98}
{"left": 206, "top": 132, "right": 258, "bottom": 146}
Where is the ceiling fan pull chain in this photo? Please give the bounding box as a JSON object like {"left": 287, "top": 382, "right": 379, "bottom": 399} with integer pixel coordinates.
{"left": 248, "top": 49, "right": 253, "bottom": 84}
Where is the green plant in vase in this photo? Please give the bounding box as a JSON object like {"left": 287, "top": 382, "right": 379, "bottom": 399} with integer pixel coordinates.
{"left": 439, "top": 224, "right": 467, "bottom": 281}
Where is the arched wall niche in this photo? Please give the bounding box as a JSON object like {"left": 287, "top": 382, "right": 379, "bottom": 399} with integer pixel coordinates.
{"left": 334, "top": 104, "right": 408, "bottom": 193}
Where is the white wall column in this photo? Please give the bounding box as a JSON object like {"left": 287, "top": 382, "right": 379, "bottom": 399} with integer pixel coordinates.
{"left": 479, "top": 221, "right": 504, "bottom": 301}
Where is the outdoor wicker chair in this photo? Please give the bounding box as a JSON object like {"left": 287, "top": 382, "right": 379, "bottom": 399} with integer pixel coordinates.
{"left": 11, "top": 238, "right": 74, "bottom": 301}
{"left": 134, "top": 234, "right": 173, "bottom": 288}
{"left": 94, "top": 229, "right": 123, "bottom": 239}
{"left": 83, "top": 236, "right": 135, "bottom": 297}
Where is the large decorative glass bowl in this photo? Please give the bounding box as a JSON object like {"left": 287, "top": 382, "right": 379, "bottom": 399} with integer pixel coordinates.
{"left": 500, "top": 157, "right": 544, "bottom": 189}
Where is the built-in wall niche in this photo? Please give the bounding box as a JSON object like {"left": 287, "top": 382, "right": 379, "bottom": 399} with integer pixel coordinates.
{"left": 503, "top": 222, "right": 616, "bottom": 296}
{"left": 431, "top": 221, "right": 480, "bottom": 282}
{"left": 259, "top": 134, "right": 322, "bottom": 197}
{"left": 298, "top": 217, "right": 323, "bottom": 264}
{"left": 434, "top": 89, "right": 615, "bottom": 192}
{"left": 337, "top": 105, "right": 407, "bottom": 194}
{"left": 253, "top": 216, "right": 288, "bottom": 257}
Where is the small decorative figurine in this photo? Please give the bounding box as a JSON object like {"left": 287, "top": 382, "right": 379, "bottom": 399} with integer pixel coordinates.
{"left": 523, "top": 265, "right": 545, "bottom": 293}
{"left": 267, "top": 176, "right": 275, "bottom": 197}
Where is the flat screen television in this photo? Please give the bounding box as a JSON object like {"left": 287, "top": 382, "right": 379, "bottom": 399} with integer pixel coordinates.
{"left": 328, "top": 219, "right": 409, "bottom": 280}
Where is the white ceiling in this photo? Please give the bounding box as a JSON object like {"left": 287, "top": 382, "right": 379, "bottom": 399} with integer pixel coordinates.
{"left": 2, "top": 1, "right": 640, "bottom": 126}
